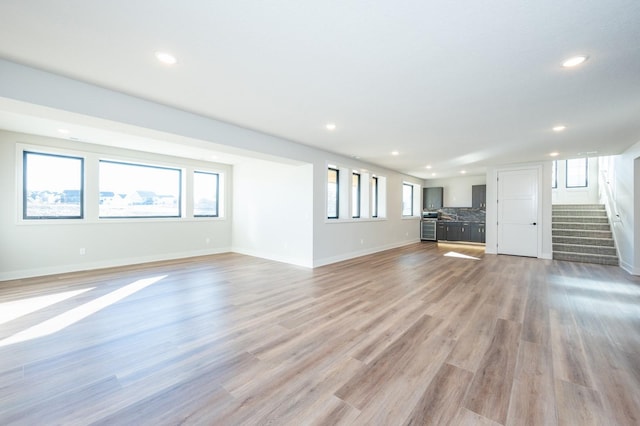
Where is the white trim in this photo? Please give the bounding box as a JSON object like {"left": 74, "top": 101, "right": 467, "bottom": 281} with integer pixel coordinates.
{"left": 0, "top": 247, "right": 232, "bottom": 281}
{"left": 313, "top": 239, "right": 419, "bottom": 267}
{"left": 15, "top": 141, "right": 228, "bottom": 224}
{"left": 231, "top": 247, "right": 313, "bottom": 268}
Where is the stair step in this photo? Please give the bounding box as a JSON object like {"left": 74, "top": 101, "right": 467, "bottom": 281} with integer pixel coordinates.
{"left": 551, "top": 204, "right": 618, "bottom": 267}
{"left": 552, "top": 204, "right": 605, "bottom": 210}
{"left": 553, "top": 251, "right": 619, "bottom": 266}
{"left": 552, "top": 210, "right": 607, "bottom": 217}
{"left": 552, "top": 222, "right": 611, "bottom": 231}
{"left": 552, "top": 229, "right": 612, "bottom": 238}
{"left": 553, "top": 243, "right": 617, "bottom": 256}
{"left": 552, "top": 236, "right": 615, "bottom": 246}
{"left": 551, "top": 216, "right": 609, "bottom": 224}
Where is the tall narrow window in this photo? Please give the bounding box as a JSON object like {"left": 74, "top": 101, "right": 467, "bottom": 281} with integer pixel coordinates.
{"left": 99, "top": 160, "right": 181, "bottom": 218}
{"left": 402, "top": 183, "right": 413, "bottom": 216}
{"left": 551, "top": 160, "right": 557, "bottom": 188}
{"left": 371, "top": 176, "right": 379, "bottom": 218}
{"left": 327, "top": 167, "right": 339, "bottom": 219}
{"left": 352, "top": 172, "right": 361, "bottom": 218}
{"left": 566, "top": 158, "right": 588, "bottom": 188}
{"left": 23, "top": 151, "right": 84, "bottom": 219}
{"left": 194, "top": 171, "right": 219, "bottom": 217}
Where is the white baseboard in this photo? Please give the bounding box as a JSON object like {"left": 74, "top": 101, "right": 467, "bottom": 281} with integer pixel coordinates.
{"left": 619, "top": 259, "right": 639, "bottom": 276}
{"left": 0, "top": 247, "right": 232, "bottom": 281}
{"left": 313, "top": 239, "right": 419, "bottom": 267}
{"left": 231, "top": 247, "right": 313, "bottom": 268}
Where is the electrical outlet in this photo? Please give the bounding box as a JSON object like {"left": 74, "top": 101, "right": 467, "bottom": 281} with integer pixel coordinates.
{"left": 79, "top": 248, "right": 86, "bottom": 255}
{"left": 205, "top": 237, "right": 210, "bottom": 245}
{"left": 360, "top": 239, "right": 364, "bottom": 244}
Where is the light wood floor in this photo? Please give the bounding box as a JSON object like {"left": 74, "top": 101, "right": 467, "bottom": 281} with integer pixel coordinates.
{"left": 1, "top": 243, "right": 639, "bottom": 425}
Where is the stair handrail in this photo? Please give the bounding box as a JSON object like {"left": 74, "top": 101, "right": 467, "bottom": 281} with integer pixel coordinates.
{"left": 599, "top": 168, "right": 621, "bottom": 223}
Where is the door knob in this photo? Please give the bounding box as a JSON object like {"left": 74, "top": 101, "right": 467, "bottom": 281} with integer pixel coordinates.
{"left": 531, "top": 222, "right": 537, "bottom": 225}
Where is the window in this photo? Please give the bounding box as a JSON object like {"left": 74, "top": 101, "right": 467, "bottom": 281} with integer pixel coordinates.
{"left": 566, "top": 158, "right": 588, "bottom": 188}
{"left": 551, "top": 160, "right": 557, "bottom": 188}
{"left": 99, "top": 160, "right": 181, "bottom": 218}
{"left": 352, "top": 172, "right": 361, "bottom": 218}
{"left": 327, "top": 167, "right": 339, "bottom": 219}
{"left": 194, "top": 171, "right": 219, "bottom": 217}
{"left": 371, "top": 176, "right": 378, "bottom": 218}
{"left": 402, "top": 183, "right": 414, "bottom": 216}
{"left": 23, "top": 151, "right": 84, "bottom": 219}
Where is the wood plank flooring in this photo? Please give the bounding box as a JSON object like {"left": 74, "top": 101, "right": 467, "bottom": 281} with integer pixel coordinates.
{"left": 1, "top": 242, "right": 640, "bottom": 425}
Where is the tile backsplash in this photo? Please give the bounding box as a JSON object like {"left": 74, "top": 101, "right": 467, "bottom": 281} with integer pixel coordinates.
{"left": 439, "top": 207, "right": 486, "bottom": 222}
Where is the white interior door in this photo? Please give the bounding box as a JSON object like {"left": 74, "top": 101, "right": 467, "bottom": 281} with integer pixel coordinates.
{"left": 497, "top": 168, "right": 539, "bottom": 257}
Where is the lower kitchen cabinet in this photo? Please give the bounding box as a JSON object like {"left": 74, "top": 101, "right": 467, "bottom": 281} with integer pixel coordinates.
{"left": 437, "top": 221, "right": 485, "bottom": 243}
{"left": 470, "top": 223, "right": 486, "bottom": 243}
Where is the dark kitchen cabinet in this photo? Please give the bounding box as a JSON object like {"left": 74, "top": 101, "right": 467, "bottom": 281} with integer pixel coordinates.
{"left": 445, "top": 223, "right": 461, "bottom": 241}
{"left": 437, "top": 223, "right": 447, "bottom": 241}
{"left": 470, "top": 223, "right": 486, "bottom": 243}
{"left": 423, "top": 187, "right": 443, "bottom": 210}
{"left": 472, "top": 185, "right": 487, "bottom": 209}
{"left": 443, "top": 222, "right": 470, "bottom": 241}
{"left": 437, "top": 221, "right": 484, "bottom": 243}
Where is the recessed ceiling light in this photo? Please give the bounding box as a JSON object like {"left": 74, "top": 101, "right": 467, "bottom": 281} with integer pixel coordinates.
{"left": 57, "top": 128, "right": 70, "bottom": 134}
{"left": 431, "top": 173, "right": 436, "bottom": 176}
{"left": 460, "top": 170, "right": 467, "bottom": 174}
{"left": 553, "top": 125, "right": 566, "bottom": 132}
{"left": 155, "top": 51, "right": 177, "bottom": 65}
{"left": 550, "top": 152, "right": 560, "bottom": 157}
{"left": 391, "top": 151, "right": 399, "bottom": 156}
{"left": 325, "top": 123, "right": 337, "bottom": 131}
{"left": 562, "top": 55, "right": 588, "bottom": 68}
{"left": 425, "top": 165, "right": 432, "bottom": 169}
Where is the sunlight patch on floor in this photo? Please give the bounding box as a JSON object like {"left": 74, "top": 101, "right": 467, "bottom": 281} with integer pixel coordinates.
{"left": 444, "top": 251, "right": 481, "bottom": 260}
{"left": 0, "top": 275, "right": 166, "bottom": 347}
{"left": 0, "top": 287, "right": 94, "bottom": 326}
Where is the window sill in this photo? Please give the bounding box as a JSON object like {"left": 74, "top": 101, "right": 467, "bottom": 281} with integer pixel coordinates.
{"left": 324, "top": 217, "right": 387, "bottom": 224}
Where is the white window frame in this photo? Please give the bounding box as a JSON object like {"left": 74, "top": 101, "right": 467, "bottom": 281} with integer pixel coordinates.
{"left": 325, "top": 161, "right": 387, "bottom": 223}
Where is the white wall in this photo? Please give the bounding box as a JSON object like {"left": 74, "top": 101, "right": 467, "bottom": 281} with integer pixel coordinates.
{"left": 552, "top": 157, "right": 599, "bottom": 204}
{"left": 423, "top": 175, "right": 487, "bottom": 207}
{"left": 485, "top": 161, "right": 553, "bottom": 259}
{"left": 312, "top": 160, "right": 422, "bottom": 266}
{"left": 232, "top": 159, "right": 313, "bottom": 267}
{"left": 0, "top": 59, "right": 424, "bottom": 277}
{"left": 608, "top": 142, "right": 640, "bottom": 274}
{"left": 0, "top": 130, "right": 233, "bottom": 280}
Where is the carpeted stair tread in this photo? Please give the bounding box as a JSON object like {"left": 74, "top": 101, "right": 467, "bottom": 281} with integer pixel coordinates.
{"left": 553, "top": 251, "right": 619, "bottom": 266}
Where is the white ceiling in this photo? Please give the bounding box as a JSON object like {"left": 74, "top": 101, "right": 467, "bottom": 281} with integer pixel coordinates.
{"left": 0, "top": 0, "right": 639, "bottom": 179}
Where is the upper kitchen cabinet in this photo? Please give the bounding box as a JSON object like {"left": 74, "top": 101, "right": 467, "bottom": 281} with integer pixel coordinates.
{"left": 423, "top": 187, "right": 443, "bottom": 210}
{"left": 472, "top": 184, "right": 486, "bottom": 209}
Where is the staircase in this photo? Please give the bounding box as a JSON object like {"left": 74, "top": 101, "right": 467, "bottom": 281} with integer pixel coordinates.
{"left": 552, "top": 204, "right": 619, "bottom": 266}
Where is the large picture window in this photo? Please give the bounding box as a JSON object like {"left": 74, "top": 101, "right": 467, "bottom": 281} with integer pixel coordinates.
{"left": 327, "top": 167, "right": 339, "bottom": 219}
{"left": 566, "top": 158, "right": 588, "bottom": 188}
{"left": 99, "top": 160, "right": 181, "bottom": 218}
{"left": 551, "top": 161, "right": 557, "bottom": 188}
{"left": 23, "top": 151, "right": 84, "bottom": 219}
{"left": 193, "top": 171, "right": 219, "bottom": 217}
